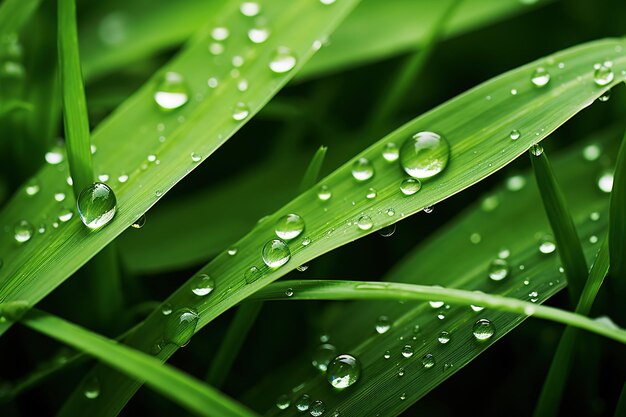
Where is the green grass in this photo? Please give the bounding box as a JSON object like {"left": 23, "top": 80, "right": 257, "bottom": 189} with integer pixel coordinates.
{"left": 1, "top": 1, "right": 626, "bottom": 416}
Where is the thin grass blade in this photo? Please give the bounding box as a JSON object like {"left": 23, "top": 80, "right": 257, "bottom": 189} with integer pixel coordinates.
{"left": 299, "top": 146, "right": 328, "bottom": 192}
{"left": 609, "top": 131, "right": 626, "bottom": 295}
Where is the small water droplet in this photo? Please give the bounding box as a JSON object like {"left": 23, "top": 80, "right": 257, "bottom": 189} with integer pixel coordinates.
{"left": 295, "top": 394, "right": 311, "bottom": 412}
{"left": 366, "top": 187, "right": 377, "bottom": 199}
{"left": 327, "top": 354, "right": 360, "bottom": 389}
{"left": 506, "top": 175, "right": 526, "bottom": 191}
{"left": 240, "top": 2, "right": 260, "bottom": 16}
{"left": 375, "top": 315, "right": 391, "bottom": 334}
{"left": 276, "top": 394, "right": 290, "bottom": 410}
{"left": 470, "top": 232, "right": 482, "bottom": 244}
{"left": 161, "top": 303, "right": 172, "bottom": 315}
{"left": 269, "top": 47, "right": 297, "bottom": 73}
{"left": 77, "top": 183, "right": 116, "bottom": 229}
{"left": 488, "top": 259, "right": 509, "bottom": 281}
{"left": 25, "top": 179, "right": 40, "bottom": 196}
{"left": 473, "top": 319, "right": 495, "bottom": 341}
{"left": 227, "top": 247, "right": 237, "bottom": 256}
{"left": 593, "top": 64, "right": 614, "bottom": 86}
{"left": 400, "top": 131, "right": 450, "bottom": 179}
{"left": 530, "top": 144, "right": 544, "bottom": 156}
{"left": 164, "top": 308, "right": 198, "bottom": 347}
{"left": 301, "top": 237, "right": 311, "bottom": 246}
{"left": 351, "top": 157, "right": 374, "bottom": 181}
{"left": 531, "top": 67, "right": 550, "bottom": 87}
{"left": 83, "top": 376, "right": 100, "bottom": 399}
{"left": 191, "top": 274, "right": 215, "bottom": 296}
{"left": 248, "top": 27, "right": 269, "bottom": 44}
{"left": 383, "top": 350, "right": 391, "bottom": 359}
{"left": 582, "top": 144, "right": 601, "bottom": 161}
{"left": 510, "top": 88, "right": 518, "bottom": 95}
{"left": 437, "top": 331, "right": 451, "bottom": 344}
{"left": 54, "top": 192, "right": 66, "bottom": 202}
{"left": 58, "top": 207, "right": 73, "bottom": 222}
{"left": 14, "top": 220, "right": 34, "bottom": 243}
{"left": 357, "top": 215, "right": 373, "bottom": 231}
{"left": 262, "top": 239, "right": 290, "bottom": 268}
{"left": 211, "top": 27, "right": 229, "bottom": 41}
{"left": 397, "top": 368, "right": 405, "bottom": 377}
{"left": 154, "top": 72, "right": 189, "bottom": 110}
{"left": 190, "top": 152, "right": 202, "bottom": 163}
{"left": 509, "top": 129, "right": 521, "bottom": 140}
{"left": 117, "top": 173, "right": 128, "bottom": 183}
{"left": 317, "top": 184, "right": 332, "bottom": 201}
{"left": 400, "top": 178, "right": 421, "bottom": 196}
{"left": 539, "top": 237, "right": 556, "bottom": 254}
{"left": 422, "top": 353, "right": 436, "bottom": 369}
{"left": 400, "top": 393, "right": 407, "bottom": 401}
{"left": 401, "top": 345, "right": 414, "bottom": 358}
{"left": 232, "top": 102, "right": 250, "bottom": 121}
{"left": 382, "top": 142, "right": 399, "bottom": 161}
{"left": 310, "top": 400, "right": 325, "bottom": 416}
{"left": 598, "top": 89, "right": 611, "bottom": 102}
{"left": 45, "top": 146, "right": 64, "bottom": 165}
{"left": 378, "top": 224, "right": 396, "bottom": 237}
{"left": 386, "top": 208, "right": 395, "bottom": 216}
{"left": 244, "top": 266, "right": 262, "bottom": 284}
{"left": 598, "top": 171, "right": 613, "bottom": 193}
{"left": 528, "top": 291, "right": 539, "bottom": 302}
{"left": 275, "top": 213, "right": 305, "bottom": 240}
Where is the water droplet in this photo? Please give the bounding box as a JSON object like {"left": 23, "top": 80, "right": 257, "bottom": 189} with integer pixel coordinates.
{"left": 471, "top": 304, "right": 485, "bottom": 312}
{"left": 317, "top": 185, "right": 332, "bottom": 201}
{"left": 351, "top": 157, "right": 374, "bottom": 181}
{"left": 528, "top": 291, "right": 539, "bottom": 302}
{"left": 276, "top": 394, "right": 290, "bottom": 410}
{"left": 191, "top": 274, "right": 215, "bottom": 296}
{"left": 400, "top": 393, "right": 407, "bottom": 401}
{"left": 54, "top": 192, "right": 66, "bottom": 202}
{"left": 366, "top": 188, "right": 377, "bottom": 199}
{"left": 598, "top": 90, "right": 611, "bottom": 102}
{"left": 582, "top": 144, "right": 601, "bottom": 161}
{"left": 473, "top": 319, "right": 495, "bottom": 341}
{"left": 301, "top": 237, "right": 311, "bottom": 246}
{"left": 539, "top": 237, "right": 556, "bottom": 254}
{"left": 400, "top": 131, "right": 450, "bottom": 179}
{"left": 209, "top": 42, "right": 224, "bottom": 55}
{"left": 375, "top": 315, "right": 391, "bottom": 334}
{"left": 275, "top": 213, "right": 305, "bottom": 240}
{"left": 296, "top": 264, "right": 308, "bottom": 272}
{"left": 77, "top": 183, "right": 117, "bottom": 229}
{"left": 244, "top": 266, "right": 262, "bottom": 283}
{"left": 191, "top": 152, "right": 202, "bottom": 163}
{"left": 45, "top": 146, "right": 64, "bottom": 165}
{"left": 262, "top": 239, "right": 291, "bottom": 268}
{"left": 422, "top": 353, "right": 436, "bottom": 369}
{"left": 25, "top": 179, "right": 40, "bottom": 196}
{"left": 295, "top": 394, "right": 311, "bottom": 411}
{"left": 207, "top": 77, "right": 219, "bottom": 88}
{"left": 211, "top": 27, "right": 229, "bottom": 41}
{"left": 382, "top": 142, "right": 399, "bottom": 161}
{"left": 593, "top": 64, "right": 614, "bottom": 86}
{"left": 232, "top": 55, "right": 244, "bottom": 68}
{"left": 531, "top": 67, "right": 550, "bottom": 87}
{"left": 401, "top": 345, "right": 414, "bottom": 358}
{"left": 510, "top": 88, "right": 518, "bottom": 95}
{"left": 598, "top": 171, "right": 613, "bottom": 193}
{"left": 14, "top": 220, "right": 33, "bottom": 243}
{"left": 589, "top": 235, "right": 599, "bottom": 244}
{"left": 357, "top": 215, "right": 373, "bottom": 231}
{"left": 232, "top": 102, "right": 250, "bottom": 121}
{"left": 320, "top": 0, "right": 336, "bottom": 4}
{"left": 386, "top": 208, "right": 395, "bottom": 216}
{"left": 310, "top": 400, "right": 325, "bottom": 416}
{"left": 164, "top": 307, "right": 198, "bottom": 347}
{"left": 400, "top": 178, "right": 421, "bottom": 196}
{"left": 397, "top": 368, "right": 405, "bottom": 377}
{"left": 327, "top": 354, "right": 360, "bottom": 389}
{"left": 58, "top": 207, "right": 73, "bottom": 222}
{"left": 530, "top": 144, "right": 543, "bottom": 156}
{"left": 506, "top": 175, "right": 526, "bottom": 191}
{"left": 129, "top": 214, "right": 146, "bottom": 229}
{"left": 83, "top": 376, "right": 100, "bottom": 399}
{"left": 154, "top": 72, "right": 189, "bottom": 110}
{"left": 590, "top": 212, "right": 600, "bottom": 221}
{"left": 227, "top": 247, "right": 237, "bottom": 256}
{"left": 117, "top": 174, "right": 129, "bottom": 183}
{"left": 161, "top": 303, "right": 172, "bottom": 315}
{"left": 240, "top": 2, "right": 260, "bottom": 16}
{"left": 237, "top": 79, "right": 248, "bottom": 92}
{"left": 437, "top": 331, "right": 451, "bottom": 344}
{"left": 378, "top": 224, "right": 396, "bottom": 237}
{"left": 488, "top": 259, "right": 509, "bottom": 281}
{"left": 429, "top": 299, "right": 444, "bottom": 309}
{"left": 248, "top": 27, "right": 269, "bottom": 44}
{"left": 509, "top": 129, "right": 521, "bottom": 140}
{"left": 383, "top": 350, "right": 391, "bottom": 359}
{"left": 269, "top": 47, "right": 297, "bottom": 73}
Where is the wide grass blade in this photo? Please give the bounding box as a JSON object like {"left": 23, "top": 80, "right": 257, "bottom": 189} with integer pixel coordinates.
{"left": 609, "top": 131, "right": 626, "bottom": 295}
{"left": 15, "top": 309, "right": 256, "bottom": 417}
{"left": 530, "top": 150, "right": 588, "bottom": 301}
{"left": 58, "top": 0, "right": 93, "bottom": 197}
{"left": 62, "top": 41, "right": 626, "bottom": 417}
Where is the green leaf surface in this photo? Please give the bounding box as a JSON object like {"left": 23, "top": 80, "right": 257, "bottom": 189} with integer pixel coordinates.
{"left": 19, "top": 309, "right": 256, "bottom": 417}
{"left": 0, "top": 0, "right": 41, "bottom": 40}
{"left": 609, "top": 131, "right": 626, "bottom": 293}
{"left": 62, "top": 40, "right": 625, "bottom": 417}
{"left": 0, "top": 0, "right": 361, "bottom": 334}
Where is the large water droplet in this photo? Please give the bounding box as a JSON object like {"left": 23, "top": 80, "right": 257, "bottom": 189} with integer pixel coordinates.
{"left": 14, "top": 220, "right": 34, "bottom": 243}
{"left": 83, "top": 376, "right": 100, "bottom": 399}
{"left": 473, "top": 318, "right": 496, "bottom": 341}
{"left": 77, "top": 182, "right": 117, "bottom": 229}
{"left": 593, "top": 64, "right": 614, "bottom": 86}
{"left": 375, "top": 315, "right": 391, "bottom": 334}
{"left": 312, "top": 343, "right": 337, "bottom": 372}
{"left": 401, "top": 345, "right": 414, "bottom": 358}
{"left": 269, "top": 47, "right": 297, "bottom": 73}
{"left": 400, "top": 178, "right": 421, "bottom": 196}
{"left": 191, "top": 274, "right": 215, "bottom": 296}
{"left": 154, "top": 72, "right": 189, "bottom": 110}
{"left": 275, "top": 213, "right": 305, "bottom": 240}
{"left": 164, "top": 307, "right": 198, "bottom": 347}
{"left": 539, "top": 236, "right": 556, "bottom": 254}
{"left": 248, "top": 27, "right": 269, "bottom": 44}
{"left": 351, "top": 157, "right": 374, "bottom": 181}
{"left": 531, "top": 67, "right": 550, "bottom": 87}
{"left": 400, "top": 131, "right": 450, "bottom": 179}
{"left": 327, "top": 354, "right": 360, "bottom": 390}
{"left": 356, "top": 215, "right": 373, "bottom": 231}
{"left": 488, "top": 259, "right": 509, "bottom": 281}
{"left": 240, "top": 2, "right": 260, "bottom": 16}
{"left": 262, "top": 239, "right": 290, "bottom": 268}
{"left": 598, "top": 171, "right": 614, "bottom": 193}
{"left": 295, "top": 394, "right": 311, "bottom": 411}
{"left": 310, "top": 400, "right": 325, "bottom": 416}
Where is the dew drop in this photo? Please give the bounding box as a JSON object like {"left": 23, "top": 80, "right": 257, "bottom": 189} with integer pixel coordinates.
{"left": 383, "top": 350, "right": 391, "bottom": 359}
{"left": 539, "top": 237, "right": 556, "bottom": 254}
{"left": 191, "top": 152, "right": 202, "bottom": 163}
{"left": 275, "top": 213, "right": 305, "bottom": 240}
{"left": 14, "top": 220, "right": 34, "bottom": 243}
{"left": 58, "top": 207, "right": 74, "bottom": 223}
{"left": 164, "top": 308, "right": 198, "bottom": 347}
{"left": 262, "top": 239, "right": 290, "bottom": 268}
{"left": 382, "top": 142, "right": 399, "bottom": 162}
{"left": 400, "top": 131, "right": 450, "bottom": 179}
{"left": 401, "top": 345, "right": 414, "bottom": 358}
{"left": 295, "top": 394, "right": 311, "bottom": 412}
{"left": 244, "top": 266, "right": 262, "bottom": 283}
{"left": 154, "top": 72, "right": 189, "bottom": 110}
{"left": 54, "top": 192, "right": 66, "bottom": 202}
{"left": 351, "top": 157, "right": 374, "bottom": 181}
{"left": 421, "top": 353, "right": 436, "bottom": 369}
{"left": 232, "top": 102, "right": 250, "bottom": 121}
{"left": 276, "top": 394, "right": 290, "bottom": 410}
{"left": 312, "top": 343, "right": 337, "bottom": 372}
{"left": 227, "top": 247, "right": 237, "bottom": 256}
{"left": 248, "top": 27, "right": 269, "bottom": 44}
{"left": 77, "top": 183, "right": 117, "bottom": 229}
{"left": 317, "top": 185, "right": 332, "bottom": 201}
{"left": 269, "top": 47, "right": 297, "bottom": 73}
{"left": 83, "top": 376, "right": 100, "bottom": 399}
{"left": 506, "top": 175, "right": 526, "bottom": 191}
{"left": 400, "top": 178, "right": 421, "bottom": 196}
{"left": 240, "top": 2, "right": 260, "bottom": 16}
{"left": 375, "top": 315, "right": 391, "bottom": 334}
{"left": 378, "top": 224, "right": 396, "bottom": 237}
{"left": 488, "top": 259, "right": 509, "bottom": 281}
{"left": 191, "top": 274, "right": 215, "bottom": 296}
{"left": 582, "top": 144, "right": 601, "bottom": 161}
{"left": 593, "top": 64, "right": 614, "bottom": 86}
{"left": 473, "top": 319, "right": 495, "bottom": 341}
{"left": 530, "top": 144, "right": 544, "bottom": 156}
{"left": 598, "top": 171, "right": 614, "bottom": 193}
{"left": 509, "top": 129, "right": 521, "bottom": 140}
{"left": 45, "top": 146, "right": 64, "bottom": 165}
{"left": 356, "top": 215, "right": 373, "bottom": 231}
{"left": 531, "top": 67, "right": 550, "bottom": 87}
{"left": 437, "top": 331, "right": 451, "bottom": 344}
{"left": 117, "top": 173, "right": 129, "bottom": 183}
{"left": 211, "top": 27, "right": 229, "bottom": 41}
{"left": 327, "top": 354, "right": 361, "bottom": 389}
{"left": 366, "top": 188, "right": 377, "bottom": 199}
{"left": 25, "top": 179, "right": 40, "bottom": 196}
{"left": 310, "top": 400, "right": 325, "bottom": 417}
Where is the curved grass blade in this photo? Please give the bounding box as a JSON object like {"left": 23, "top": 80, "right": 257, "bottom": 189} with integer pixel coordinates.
{"left": 609, "top": 131, "right": 626, "bottom": 295}
{"left": 299, "top": 146, "right": 328, "bottom": 192}
{"left": 530, "top": 150, "right": 588, "bottom": 301}
{"left": 15, "top": 309, "right": 256, "bottom": 417}
{"left": 0, "top": 0, "right": 361, "bottom": 336}
{"left": 533, "top": 238, "right": 609, "bottom": 417}
{"left": 252, "top": 279, "right": 626, "bottom": 344}
{"left": 62, "top": 40, "right": 626, "bottom": 417}
{"left": 58, "top": 0, "right": 94, "bottom": 197}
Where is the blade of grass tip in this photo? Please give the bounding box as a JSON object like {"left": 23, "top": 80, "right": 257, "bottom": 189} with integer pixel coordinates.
{"left": 530, "top": 148, "right": 588, "bottom": 303}
{"left": 58, "top": 0, "right": 93, "bottom": 197}
{"left": 206, "top": 302, "right": 263, "bottom": 388}
{"left": 0, "top": 0, "right": 41, "bottom": 39}
{"left": 250, "top": 279, "right": 626, "bottom": 345}
{"left": 615, "top": 380, "right": 626, "bottom": 417}
{"left": 12, "top": 308, "right": 257, "bottom": 417}
{"left": 533, "top": 238, "right": 610, "bottom": 417}
{"left": 367, "top": 0, "right": 463, "bottom": 135}
{"left": 206, "top": 147, "right": 327, "bottom": 387}
{"left": 299, "top": 145, "right": 328, "bottom": 192}
{"left": 609, "top": 131, "right": 626, "bottom": 297}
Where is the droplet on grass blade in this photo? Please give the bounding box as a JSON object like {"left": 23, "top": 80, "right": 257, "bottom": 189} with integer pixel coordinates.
{"left": 77, "top": 183, "right": 117, "bottom": 229}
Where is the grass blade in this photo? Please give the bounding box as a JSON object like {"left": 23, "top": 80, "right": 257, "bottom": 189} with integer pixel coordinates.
{"left": 59, "top": 39, "right": 626, "bottom": 417}
{"left": 58, "top": 0, "right": 93, "bottom": 197}
{"left": 299, "top": 146, "right": 328, "bottom": 192}
{"left": 530, "top": 150, "right": 588, "bottom": 301}
{"left": 0, "top": 0, "right": 41, "bottom": 39}
{"left": 13, "top": 309, "right": 257, "bottom": 417}
{"left": 609, "top": 131, "right": 626, "bottom": 295}
{"left": 252, "top": 279, "right": 626, "bottom": 344}
{"left": 616, "top": 380, "right": 626, "bottom": 417}
{"left": 206, "top": 302, "right": 263, "bottom": 388}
